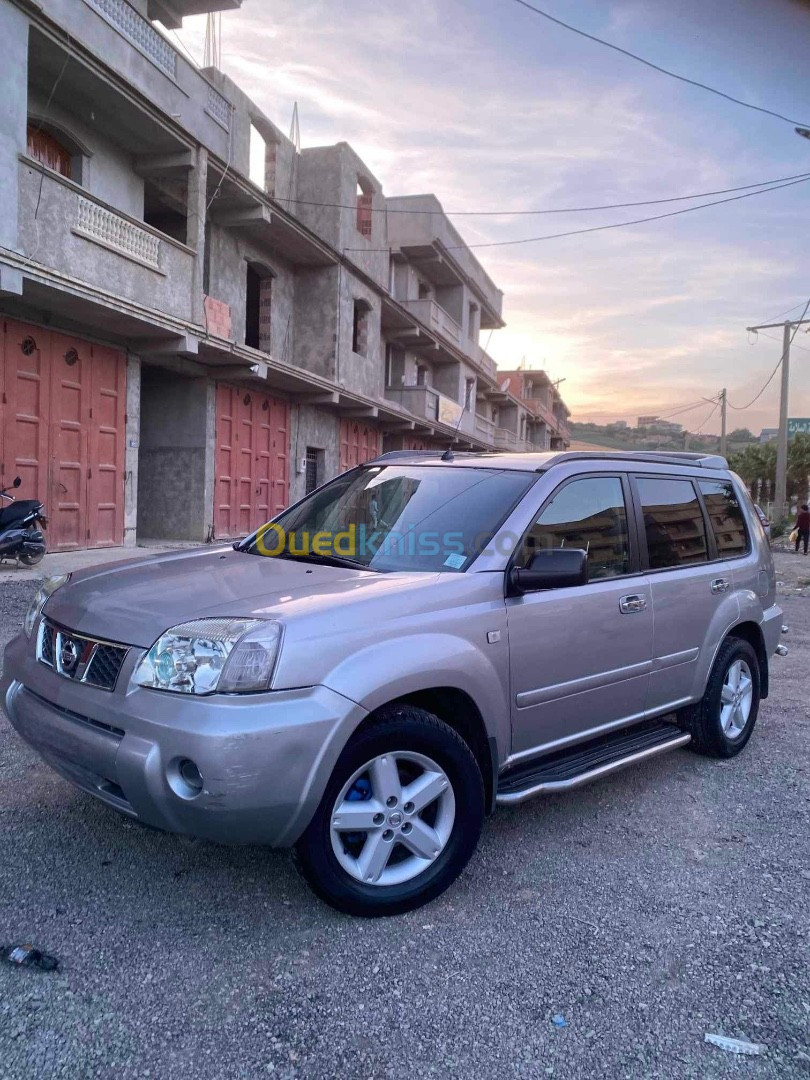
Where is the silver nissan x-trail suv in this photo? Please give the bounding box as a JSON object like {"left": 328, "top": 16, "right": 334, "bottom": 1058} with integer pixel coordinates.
{"left": 1, "top": 451, "right": 784, "bottom": 916}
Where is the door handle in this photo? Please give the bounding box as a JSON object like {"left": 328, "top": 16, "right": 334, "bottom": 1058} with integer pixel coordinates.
{"left": 619, "top": 594, "right": 647, "bottom": 614}
{"left": 711, "top": 578, "right": 730, "bottom": 593}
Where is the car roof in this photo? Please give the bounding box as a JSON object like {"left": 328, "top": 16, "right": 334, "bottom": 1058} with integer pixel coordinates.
{"left": 368, "top": 450, "right": 730, "bottom": 473}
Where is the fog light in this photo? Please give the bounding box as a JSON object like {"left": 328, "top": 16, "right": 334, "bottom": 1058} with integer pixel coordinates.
{"left": 167, "top": 757, "right": 204, "bottom": 800}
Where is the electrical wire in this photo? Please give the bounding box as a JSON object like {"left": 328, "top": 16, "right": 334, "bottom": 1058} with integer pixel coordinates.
{"left": 757, "top": 328, "right": 810, "bottom": 356}
{"left": 346, "top": 174, "right": 810, "bottom": 252}
{"left": 727, "top": 295, "right": 810, "bottom": 411}
{"left": 657, "top": 396, "right": 720, "bottom": 420}
{"left": 695, "top": 399, "right": 720, "bottom": 434}
{"left": 275, "top": 170, "right": 810, "bottom": 218}
{"left": 510, "top": 0, "right": 809, "bottom": 128}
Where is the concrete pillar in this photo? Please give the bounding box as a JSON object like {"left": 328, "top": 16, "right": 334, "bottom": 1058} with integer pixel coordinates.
{"left": 188, "top": 146, "right": 209, "bottom": 326}
{"left": 124, "top": 355, "right": 141, "bottom": 547}
{"left": 0, "top": 6, "right": 29, "bottom": 252}
{"left": 202, "top": 379, "right": 217, "bottom": 541}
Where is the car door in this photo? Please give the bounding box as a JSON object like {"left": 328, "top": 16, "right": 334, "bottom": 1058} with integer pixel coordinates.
{"left": 506, "top": 473, "right": 653, "bottom": 758}
{"left": 632, "top": 473, "right": 740, "bottom": 713}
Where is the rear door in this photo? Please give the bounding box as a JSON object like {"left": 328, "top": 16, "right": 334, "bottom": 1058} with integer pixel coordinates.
{"left": 632, "top": 473, "right": 738, "bottom": 713}
{"left": 506, "top": 473, "right": 653, "bottom": 757}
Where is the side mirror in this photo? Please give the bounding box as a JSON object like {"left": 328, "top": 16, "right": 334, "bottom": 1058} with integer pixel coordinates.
{"left": 509, "top": 548, "right": 588, "bottom": 595}
{"left": 13, "top": 477, "right": 21, "bottom": 489}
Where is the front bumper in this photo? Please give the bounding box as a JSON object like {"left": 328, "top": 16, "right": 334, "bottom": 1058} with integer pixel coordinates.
{"left": 1, "top": 631, "right": 367, "bottom": 847}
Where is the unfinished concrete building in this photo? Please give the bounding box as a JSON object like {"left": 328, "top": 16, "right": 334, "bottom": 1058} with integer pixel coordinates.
{"left": 0, "top": 0, "right": 571, "bottom": 551}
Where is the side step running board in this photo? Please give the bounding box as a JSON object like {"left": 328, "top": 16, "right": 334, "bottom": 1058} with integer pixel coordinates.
{"left": 496, "top": 721, "right": 691, "bottom": 806}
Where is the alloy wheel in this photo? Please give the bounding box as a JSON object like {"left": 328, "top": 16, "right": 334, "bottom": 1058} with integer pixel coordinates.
{"left": 329, "top": 751, "right": 456, "bottom": 887}
{"left": 720, "top": 658, "right": 754, "bottom": 739}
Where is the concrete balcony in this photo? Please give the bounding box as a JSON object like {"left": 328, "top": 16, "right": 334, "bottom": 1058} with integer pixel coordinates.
{"left": 385, "top": 384, "right": 467, "bottom": 430}
{"left": 494, "top": 428, "right": 520, "bottom": 450}
{"left": 148, "top": 0, "right": 243, "bottom": 29}
{"left": 399, "top": 299, "right": 462, "bottom": 348}
{"left": 385, "top": 385, "right": 439, "bottom": 422}
{"left": 474, "top": 413, "right": 497, "bottom": 443}
{"left": 34, "top": 1, "right": 233, "bottom": 157}
{"left": 471, "top": 343, "right": 497, "bottom": 380}
{"left": 19, "top": 159, "right": 196, "bottom": 323}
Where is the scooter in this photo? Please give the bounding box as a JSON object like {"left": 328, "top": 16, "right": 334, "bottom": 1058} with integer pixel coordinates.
{"left": 0, "top": 477, "right": 48, "bottom": 566}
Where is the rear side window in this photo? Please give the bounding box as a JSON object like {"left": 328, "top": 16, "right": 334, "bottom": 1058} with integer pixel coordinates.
{"left": 698, "top": 480, "right": 749, "bottom": 558}
{"left": 636, "top": 477, "right": 708, "bottom": 569}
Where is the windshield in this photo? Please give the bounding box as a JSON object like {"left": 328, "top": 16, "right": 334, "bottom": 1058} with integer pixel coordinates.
{"left": 239, "top": 465, "right": 535, "bottom": 572}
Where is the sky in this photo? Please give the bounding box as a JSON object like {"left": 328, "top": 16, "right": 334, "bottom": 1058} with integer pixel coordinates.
{"left": 174, "top": 0, "right": 810, "bottom": 434}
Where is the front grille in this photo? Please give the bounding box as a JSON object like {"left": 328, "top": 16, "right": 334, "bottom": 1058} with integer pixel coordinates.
{"left": 37, "top": 619, "right": 129, "bottom": 692}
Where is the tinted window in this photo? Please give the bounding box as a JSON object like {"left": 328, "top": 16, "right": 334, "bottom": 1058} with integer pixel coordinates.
{"left": 699, "top": 480, "right": 749, "bottom": 558}
{"left": 516, "top": 476, "right": 631, "bottom": 579}
{"left": 637, "top": 477, "right": 708, "bottom": 569}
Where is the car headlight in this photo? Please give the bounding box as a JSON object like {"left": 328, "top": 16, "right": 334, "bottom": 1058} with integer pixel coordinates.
{"left": 24, "top": 574, "right": 70, "bottom": 638}
{"left": 132, "top": 618, "right": 282, "bottom": 695}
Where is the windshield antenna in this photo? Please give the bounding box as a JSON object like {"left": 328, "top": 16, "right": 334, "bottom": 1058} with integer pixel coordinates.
{"left": 441, "top": 392, "right": 471, "bottom": 462}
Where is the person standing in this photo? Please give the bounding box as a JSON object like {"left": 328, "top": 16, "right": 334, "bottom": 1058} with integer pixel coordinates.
{"left": 795, "top": 503, "right": 810, "bottom": 554}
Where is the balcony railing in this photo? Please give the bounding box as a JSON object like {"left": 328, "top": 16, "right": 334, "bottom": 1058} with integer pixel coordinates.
{"left": 84, "top": 0, "right": 232, "bottom": 128}
{"left": 385, "top": 385, "right": 465, "bottom": 428}
{"left": 75, "top": 196, "right": 161, "bottom": 270}
{"left": 19, "top": 159, "right": 195, "bottom": 321}
{"left": 471, "top": 343, "right": 497, "bottom": 379}
{"left": 400, "top": 299, "right": 462, "bottom": 346}
{"left": 385, "top": 385, "right": 439, "bottom": 421}
{"left": 494, "top": 428, "right": 519, "bottom": 449}
{"left": 87, "top": 0, "right": 177, "bottom": 78}
{"left": 475, "top": 414, "right": 496, "bottom": 442}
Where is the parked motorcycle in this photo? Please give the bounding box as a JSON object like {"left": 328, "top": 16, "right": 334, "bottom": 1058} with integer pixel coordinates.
{"left": 0, "top": 477, "right": 48, "bottom": 566}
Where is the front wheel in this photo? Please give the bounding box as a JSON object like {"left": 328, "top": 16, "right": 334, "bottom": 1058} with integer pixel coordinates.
{"left": 679, "top": 637, "right": 761, "bottom": 757}
{"left": 295, "top": 705, "right": 484, "bottom": 916}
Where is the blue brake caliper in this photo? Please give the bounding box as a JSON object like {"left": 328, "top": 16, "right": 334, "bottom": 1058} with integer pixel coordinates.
{"left": 344, "top": 776, "right": 371, "bottom": 847}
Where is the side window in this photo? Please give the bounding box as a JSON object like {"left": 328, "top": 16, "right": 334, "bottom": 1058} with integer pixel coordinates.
{"left": 698, "top": 480, "right": 749, "bottom": 558}
{"left": 516, "top": 476, "right": 631, "bottom": 580}
{"left": 636, "top": 477, "right": 708, "bottom": 569}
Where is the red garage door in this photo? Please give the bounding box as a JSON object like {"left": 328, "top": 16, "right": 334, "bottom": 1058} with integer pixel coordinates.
{"left": 340, "top": 420, "right": 381, "bottom": 472}
{"left": 0, "top": 320, "right": 126, "bottom": 550}
{"left": 214, "top": 384, "right": 290, "bottom": 539}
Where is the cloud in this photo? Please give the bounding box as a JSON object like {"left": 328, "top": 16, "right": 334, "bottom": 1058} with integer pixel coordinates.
{"left": 176, "top": 0, "right": 810, "bottom": 433}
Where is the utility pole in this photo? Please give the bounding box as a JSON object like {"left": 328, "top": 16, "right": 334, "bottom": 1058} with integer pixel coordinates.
{"left": 719, "top": 388, "right": 727, "bottom": 458}
{"left": 745, "top": 317, "right": 810, "bottom": 522}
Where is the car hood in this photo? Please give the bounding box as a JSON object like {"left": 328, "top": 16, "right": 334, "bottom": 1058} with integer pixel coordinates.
{"left": 43, "top": 546, "right": 423, "bottom": 648}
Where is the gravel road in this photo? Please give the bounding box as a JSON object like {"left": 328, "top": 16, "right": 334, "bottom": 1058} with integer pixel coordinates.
{"left": 0, "top": 556, "right": 808, "bottom": 1078}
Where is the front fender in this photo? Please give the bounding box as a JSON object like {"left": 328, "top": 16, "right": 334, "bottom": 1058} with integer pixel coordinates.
{"left": 322, "top": 632, "right": 510, "bottom": 756}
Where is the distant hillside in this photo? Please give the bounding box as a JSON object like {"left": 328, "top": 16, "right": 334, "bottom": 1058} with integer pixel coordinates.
{"left": 570, "top": 422, "right": 757, "bottom": 456}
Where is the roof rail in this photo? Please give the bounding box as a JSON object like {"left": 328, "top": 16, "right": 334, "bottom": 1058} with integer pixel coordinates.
{"left": 547, "top": 451, "right": 729, "bottom": 470}
{"left": 370, "top": 450, "right": 491, "bottom": 462}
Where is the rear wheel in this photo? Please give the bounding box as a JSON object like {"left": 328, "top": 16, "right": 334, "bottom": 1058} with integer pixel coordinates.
{"left": 19, "top": 529, "right": 46, "bottom": 566}
{"left": 679, "top": 637, "right": 760, "bottom": 757}
{"left": 19, "top": 549, "right": 45, "bottom": 567}
{"left": 295, "top": 705, "right": 484, "bottom": 916}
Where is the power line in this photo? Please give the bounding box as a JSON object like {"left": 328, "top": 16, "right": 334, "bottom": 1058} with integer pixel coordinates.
{"left": 510, "top": 0, "right": 809, "bottom": 128}
{"left": 275, "top": 170, "right": 810, "bottom": 218}
{"left": 347, "top": 175, "right": 810, "bottom": 253}
{"left": 656, "top": 398, "right": 718, "bottom": 420}
{"left": 757, "top": 328, "right": 810, "bottom": 355}
{"left": 727, "top": 297, "right": 810, "bottom": 411}
{"left": 695, "top": 399, "right": 720, "bottom": 434}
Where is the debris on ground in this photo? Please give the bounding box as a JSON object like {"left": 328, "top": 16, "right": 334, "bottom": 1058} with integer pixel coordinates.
{"left": 551, "top": 1014, "right": 567, "bottom": 1028}
{"left": 704, "top": 1033, "right": 764, "bottom": 1056}
{"left": 1, "top": 944, "right": 60, "bottom": 972}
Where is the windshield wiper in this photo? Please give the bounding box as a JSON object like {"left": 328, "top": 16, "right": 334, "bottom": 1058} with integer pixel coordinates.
{"left": 274, "top": 551, "right": 374, "bottom": 571}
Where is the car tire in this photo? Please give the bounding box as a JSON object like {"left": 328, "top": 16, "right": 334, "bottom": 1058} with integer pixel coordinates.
{"left": 294, "top": 705, "right": 485, "bottom": 917}
{"left": 679, "top": 637, "right": 761, "bottom": 758}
